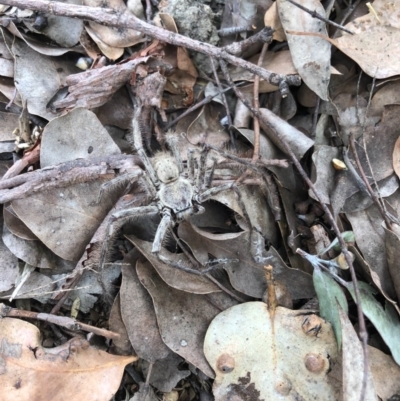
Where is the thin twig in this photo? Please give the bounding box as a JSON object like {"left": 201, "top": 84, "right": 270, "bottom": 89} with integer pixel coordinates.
{"left": 0, "top": 0, "right": 301, "bottom": 89}
{"left": 333, "top": 0, "right": 362, "bottom": 38}
{"left": 0, "top": 303, "right": 122, "bottom": 340}
{"left": 219, "top": 59, "right": 369, "bottom": 393}
{"left": 287, "top": 0, "right": 354, "bottom": 35}
{"left": 209, "top": 56, "right": 235, "bottom": 149}
{"left": 165, "top": 85, "right": 241, "bottom": 130}
{"left": 252, "top": 43, "right": 269, "bottom": 161}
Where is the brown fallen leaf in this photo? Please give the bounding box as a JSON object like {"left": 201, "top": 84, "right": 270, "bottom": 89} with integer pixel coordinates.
{"left": 335, "top": 0, "right": 400, "bottom": 79}
{"left": 136, "top": 259, "right": 220, "bottom": 378}
{"left": 126, "top": 235, "right": 221, "bottom": 294}
{"left": 0, "top": 317, "right": 136, "bottom": 401}
{"left": 120, "top": 250, "right": 171, "bottom": 362}
{"left": 83, "top": 0, "right": 144, "bottom": 55}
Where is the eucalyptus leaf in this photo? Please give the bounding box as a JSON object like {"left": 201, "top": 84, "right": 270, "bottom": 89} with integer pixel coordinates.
{"left": 319, "top": 231, "right": 355, "bottom": 255}
{"left": 345, "top": 281, "right": 400, "bottom": 365}
{"left": 313, "top": 266, "right": 348, "bottom": 350}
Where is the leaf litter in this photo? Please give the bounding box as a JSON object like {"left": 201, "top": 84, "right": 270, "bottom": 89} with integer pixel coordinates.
{"left": 0, "top": 0, "right": 399, "bottom": 399}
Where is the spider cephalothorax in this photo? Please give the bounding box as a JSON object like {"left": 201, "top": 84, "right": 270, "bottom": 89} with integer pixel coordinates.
{"left": 152, "top": 151, "right": 202, "bottom": 222}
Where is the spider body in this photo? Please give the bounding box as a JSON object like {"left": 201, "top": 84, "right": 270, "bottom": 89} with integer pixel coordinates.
{"left": 99, "top": 105, "right": 274, "bottom": 275}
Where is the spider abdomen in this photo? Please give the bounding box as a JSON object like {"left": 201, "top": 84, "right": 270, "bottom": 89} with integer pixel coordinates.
{"left": 159, "top": 178, "right": 194, "bottom": 214}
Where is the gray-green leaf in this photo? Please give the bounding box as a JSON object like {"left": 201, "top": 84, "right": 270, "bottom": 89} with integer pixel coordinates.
{"left": 313, "top": 267, "right": 348, "bottom": 350}
{"left": 345, "top": 281, "right": 400, "bottom": 365}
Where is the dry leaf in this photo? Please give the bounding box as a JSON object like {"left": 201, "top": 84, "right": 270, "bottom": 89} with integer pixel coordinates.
{"left": 204, "top": 302, "right": 339, "bottom": 400}
{"left": 136, "top": 259, "right": 220, "bottom": 378}
{"left": 11, "top": 180, "right": 120, "bottom": 262}
{"left": 264, "top": 1, "right": 286, "bottom": 41}
{"left": 84, "top": 0, "right": 143, "bottom": 53}
{"left": 109, "top": 293, "right": 135, "bottom": 355}
{"left": 120, "top": 251, "right": 171, "bottom": 362}
{"left": 12, "top": 39, "right": 79, "bottom": 120}
{"left": 335, "top": 0, "right": 400, "bottom": 79}
{"left": 277, "top": 0, "right": 330, "bottom": 100}
{"left": 347, "top": 205, "right": 396, "bottom": 299}
{"left": 24, "top": 0, "right": 83, "bottom": 48}
{"left": 126, "top": 235, "right": 221, "bottom": 294}
{"left": 40, "top": 108, "right": 121, "bottom": 167}
{"left": 0, "top": 317, "right": 136, "bottom": 401}
{"left": 338, "top": 306, "right": 377, "bottom": 401}
{"left": 178, "top": 222, "right": 314, "bottom": 300}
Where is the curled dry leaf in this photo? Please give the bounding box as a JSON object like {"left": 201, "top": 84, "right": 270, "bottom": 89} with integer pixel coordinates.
{"left": 259, "top": 108, "right": 314, "bottom": 160}
{"left": 277, "top": 0, "right": 331, "bottom": 100}
{"left": 204, "top": 302, "right": 339, "bottom": 400}
{"left": 83, "top": 0, "right": 144, "bottom": 58}
{"left": 136, "top": 259, "right": 219, "bottom": 378}
{"left": 24, "top": 0, "right": 83, "bottom": 48}
{"left": 126, "top": 235, "right": 220, "bottom": 294}
{"left": 0, "top": 317, "right": 136, "bottom": 401}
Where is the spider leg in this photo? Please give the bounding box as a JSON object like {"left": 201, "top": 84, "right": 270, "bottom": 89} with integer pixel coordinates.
{"left": 129, "top": 101, "right": 160, "bottom": 187}
{"left": 97, "top": 169, "right": 143, "bottom": 204}
{"left": 152, "top": 210, "right": 227, "bottom": 275}
{"left": 165, "top": 133, "right": 183, "bottom": 174}
{"left": 97, "top": 169, "right": 158, "bottom": 205}
{"left": 99, "top": 205, "right": 159, "bottom": 271}
{"left": 196, "top": 147, "right": 210, "bottom": 190}
{"left": 187, "top": 149, "right": 195, "bottom": 183}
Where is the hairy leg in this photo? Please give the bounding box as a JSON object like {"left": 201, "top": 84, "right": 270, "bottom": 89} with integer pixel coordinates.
{"left": 99, "top": 205, "right": 159, "bottom": 271}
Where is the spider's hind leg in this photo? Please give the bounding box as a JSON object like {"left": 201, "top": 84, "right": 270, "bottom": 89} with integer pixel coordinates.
{"left": 99, "top": 204, "right": 159, "bottom": 272}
